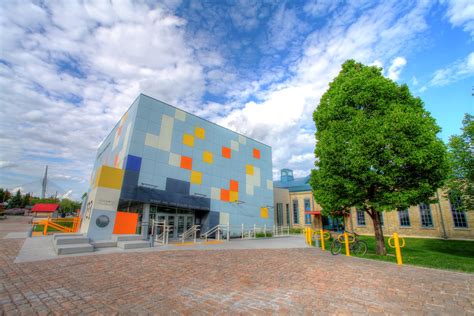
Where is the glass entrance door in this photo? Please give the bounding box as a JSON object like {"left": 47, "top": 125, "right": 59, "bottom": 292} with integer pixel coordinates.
{"left": 155, "top": 213, "right": 194, "bottom": 239}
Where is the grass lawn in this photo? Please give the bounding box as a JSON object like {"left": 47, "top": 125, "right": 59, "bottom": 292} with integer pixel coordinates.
{"left": 316, "top": 235, "right": 474, "bottom": 273}
{"left": 32, "top": 221, "right": 74, "bottom": 232}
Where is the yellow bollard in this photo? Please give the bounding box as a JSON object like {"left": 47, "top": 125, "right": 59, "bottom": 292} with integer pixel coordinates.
{"left": 320, "top": 229, "right": 325, "bottom": 251}
{"left": 344, "top": 232, "right": 350, "bottom": 256}
{"left": 388, "top": 233, "right": 405, "bottom": 265}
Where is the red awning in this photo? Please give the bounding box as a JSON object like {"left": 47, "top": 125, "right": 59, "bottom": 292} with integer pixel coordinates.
{"left": 304, "top": 211, "right": 321, "bottom": 215}
{"left": 31, "top": 204, "right": 59, "bottom": 212}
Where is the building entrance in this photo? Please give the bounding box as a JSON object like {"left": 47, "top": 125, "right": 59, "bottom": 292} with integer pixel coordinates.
{"left": 150, "top": 204, "right": 195, "bottom": 239}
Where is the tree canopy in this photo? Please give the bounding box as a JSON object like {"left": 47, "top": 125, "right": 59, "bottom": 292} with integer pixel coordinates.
{"left": 310, "top": 60, "right": 449, "bottom": 254}
{"left": 446, "top": 113, "right": 474, "bottom": 211}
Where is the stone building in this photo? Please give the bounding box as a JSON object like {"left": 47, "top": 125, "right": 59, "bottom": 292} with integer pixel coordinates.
{"left": 346, "top": 189, "right": 473, "bottom": 240}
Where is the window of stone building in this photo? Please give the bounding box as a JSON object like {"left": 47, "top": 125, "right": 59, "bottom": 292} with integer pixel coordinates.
{"left": 304, "top": 199, "right": 311, "bottom": 224}
{"left": 450, "top": 196, "right": 468, "bottom": 228}
{"left": 398, "top": 208, "right": 411, "bottom": 227}
{"left": 379, "top": 212, "right": 384, "bottom": 226}
{"left": 356, "top": 209, "right": 366, "bottom": 226}
{"left": 419, "top": 203, "right": 434, "bottom": 227}
{"left": 276, "top": 203, "right": 283, "bottom": 226}
{"left": 292, "top": 200, "right": 299, "bottom": 224}
{"left": 285, "top": 204, "right": 290, "bottom": 226}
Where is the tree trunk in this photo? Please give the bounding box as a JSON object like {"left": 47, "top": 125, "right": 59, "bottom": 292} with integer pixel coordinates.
{"left": 368, "top": 210, "right": 387, "bottom": 255}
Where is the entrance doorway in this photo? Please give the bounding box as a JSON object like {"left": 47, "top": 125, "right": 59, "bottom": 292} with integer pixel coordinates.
{"left": 151, "top": 203, "right": 195, "bottom": 240}
{"left": 155, "top": 214, "right": 194, "bottom": 239}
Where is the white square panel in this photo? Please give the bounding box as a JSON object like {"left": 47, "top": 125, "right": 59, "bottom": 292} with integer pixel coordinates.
{"left": 175, "top": 109, "right": 186, "bottom": 121}
{"left": 230, "top": 140, "right": 239, "bottom": 151}
{"left": 168, "top": 152, "right": 181, "bottom": 167}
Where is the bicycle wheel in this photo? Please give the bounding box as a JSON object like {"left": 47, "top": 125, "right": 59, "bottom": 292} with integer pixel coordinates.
{"left": 352, "top": 240, "right": 368, "bottom": 256}
{"left": 330, "top": 239, "right": 342, "bottom": 255}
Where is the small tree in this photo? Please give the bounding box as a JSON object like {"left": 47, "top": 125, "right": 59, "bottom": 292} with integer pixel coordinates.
{"left": 59, "top": 199, "right": 81, "bottom": 216}
{"left": 446, "top": 113, "right": 474, "bottom": 211}
{"left": 7, "top": 190, "right": 22, "bottom": 209}
{"left": 310, "top": 60, "right": 449, "bottom": 255}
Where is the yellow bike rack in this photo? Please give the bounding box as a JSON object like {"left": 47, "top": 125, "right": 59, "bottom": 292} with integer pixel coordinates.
{"left": 388, "top": 233, "right": 406, "bottom": 265}
{"left": 335, "top": 232, "right": 355, "bottom": 256}
{"left": 314, "top": 229, "right": 331, "bottom": 250}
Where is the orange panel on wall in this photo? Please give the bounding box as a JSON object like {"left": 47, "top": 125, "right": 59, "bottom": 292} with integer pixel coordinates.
{"left": 230, "top": 180, "right": 239, "bottom": 192}
{"left": 113, "top": 212, "right": 138, "bottom": 235}
{"left": 220, "top": 189, "right": 230, "bottom": 202}
{"left": 180, "top": 156, "right": 193, "bottom": 170}
{"left": 222, "top": 146, "right": 231, "bottom": 159}
{"left": 253, "top": 148, "right": 260, "bottom": 159}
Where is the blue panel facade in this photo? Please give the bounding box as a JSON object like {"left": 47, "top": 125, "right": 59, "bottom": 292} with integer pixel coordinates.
{"left": 85, "top": 94, "right": 274, "bottom": 236}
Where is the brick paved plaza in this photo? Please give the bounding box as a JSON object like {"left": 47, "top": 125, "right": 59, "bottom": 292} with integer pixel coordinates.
{"left": 1, "top": 217, "right": 473, "bottom": 315}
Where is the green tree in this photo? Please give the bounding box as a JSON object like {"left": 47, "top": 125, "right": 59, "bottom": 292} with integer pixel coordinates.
{"left": 446, "top": 113, "right": 474, "bottom": 211}
{"left": 59, "top": 198, "right": 81, "bottom": 215}
{"left": 7, "top": 190, "right": 22, "bottom": 209}
{"left": 0, "top": 188, "right": 11, "bottom": 203}
{"left": 310, "top": 60, "right": 449, "bottom": 255}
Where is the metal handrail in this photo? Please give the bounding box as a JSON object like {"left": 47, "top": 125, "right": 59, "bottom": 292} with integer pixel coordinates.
{"left": 179, "top": 225, "right": 200, "bottom": 243}
{"left": 201, "top": 224, "right": 230, "bottom": 241}
{"left": 153, "top": 219, "right": 170, "bottom": 245}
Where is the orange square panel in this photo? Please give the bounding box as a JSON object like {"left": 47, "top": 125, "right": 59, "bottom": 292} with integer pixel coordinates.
{"left": 253, "top": 148, "right": 260, "bottom": 159}
{"left": 230, "top": 180, "right": 239, "bottom": 192}
{"left": 113, "top": 212, "right": 138, "bottom": 234}
{"left": 180, "top": 156, "right": 192, "bottom": 170}
{"left": 220, "top": 189, "right": 230, "bottom": 202}
{"left": 222, "top": 146, "right": 231, "bottom": 159}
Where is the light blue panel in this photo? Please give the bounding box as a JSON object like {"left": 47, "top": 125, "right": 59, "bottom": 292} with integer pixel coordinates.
{"left": 147, "top": 120, "right": 161, "bottom": 134}
{"left": 180, "top": 145, "right": 193, "bottom": 158}
{"left": 135, "top": 117, "right": 148, "bottom": 132}
{"left": 136, "top": 101, "right": 153, "bottom": 119}
{"left": 155, "top": 150, "right": 169, "bottom": 164}
{"left": 131, "top": 129, "right": 146, "bottom": 144}
{"left": 142, "top": 146, "right": 157, "bottom": 160}
{"left": 141, "top": 158, "right": 155, "bottom": 175}
{"left": 86, "top": 209, "right": 117, "bottom": 241}
{"left": 139, "top": 172, "right": 152, "bottom": 185}
{"left": 152, "top": 174, "right": 167, "bottom": 190}
{"left": 128, "top": 141, "right": 144, "bottom": 158}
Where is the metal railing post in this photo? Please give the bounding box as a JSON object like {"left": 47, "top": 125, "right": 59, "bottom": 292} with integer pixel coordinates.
{"left": 241, "top": 224, "right": 244, "bottom": 239}
{"left": 253, "top": 224, "right": 256, "bottom": 238}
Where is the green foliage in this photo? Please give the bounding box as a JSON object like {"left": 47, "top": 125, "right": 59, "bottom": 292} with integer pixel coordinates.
{"left": 59, "top": 199, "right": 81, "bottom": 215}
{"left": 31, "top": 197, "right": 59, "bottom": 205}
{"left": 289, "top": 227, "right": 303, "bottom": 234}
{"left": 7, "top": 190, "right": 23, "bottom": 209}
{"left": 446, "top": 113, "right": 474, "bottom": 211}
{"left": 310, "top": 60, "right": 449, "bottom": 254}
{"left": 0, "top": 188, "right": 11, "bottom": 203}
{"left": 255, "top": 232, "right": 273, "bottom": 238}
{"left": 310, "top": 60, "right": 448, "bottom": 212}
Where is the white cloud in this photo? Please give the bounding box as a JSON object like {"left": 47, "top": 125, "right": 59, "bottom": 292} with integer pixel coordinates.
{"left": 0, "top": 161, "right": 17, "bottom": 169}
{"left": 443, "top": 0, "right": 474, "bottom": 36}
{"left": 0, "top": 0, "right": 213, "bottom": 198}
{"left": 429, "top": 52, "right": 474, "bottom": 87}
{"left": 387, "top": 57, "right": 407, "bottom": 81}
{"left": 0, "top": 0, "right": 440, "bottom": 192}
{"left": 220, "top": 1, "right": 432, "bottom": 178}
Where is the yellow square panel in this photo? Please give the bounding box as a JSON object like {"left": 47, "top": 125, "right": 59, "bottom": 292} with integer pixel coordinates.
{"left": 203, "top": 151, "right": 213, "bottom": 164}
{"left": 183, "top": 134, "right": 194, "bottom": 147}
{"left": 260, "top": 207, "right": 268, "bottom": 219}
{"left": 246, "top": 164, "right": 254, "bottom": 175}
{"left": 195, "top": 127, "right": 205, "bottom": 139}
{"left": 229, "top": 191, "right": 238, "bottom": 202}
{"left": 95, "top": 165, "right": 124, "bottom": 190}
{"left": 190, "top": 171, "right": 202, "bottom": 185}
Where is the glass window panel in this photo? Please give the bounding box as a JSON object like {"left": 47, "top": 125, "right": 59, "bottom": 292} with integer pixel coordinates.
{"left": 398, "top": 208, "right": 411, "bottom": 227}
{"left": 419, "top": 203, "right": 433, "bottom": 227}
{"left": 356, "top": 209, "right": 366, "bottom": 226}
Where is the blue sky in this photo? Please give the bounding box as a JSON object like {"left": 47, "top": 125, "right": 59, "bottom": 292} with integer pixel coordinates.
{"left": 0, "top": 0, "right": 473, "bottom": 200}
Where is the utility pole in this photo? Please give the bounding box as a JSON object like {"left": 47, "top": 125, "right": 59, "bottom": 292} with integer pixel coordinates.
{"left": 41, "top": 165, "right": 48, "bottom": 199}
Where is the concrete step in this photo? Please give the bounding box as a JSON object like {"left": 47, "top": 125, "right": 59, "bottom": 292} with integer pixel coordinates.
{"left": 53, "top": 233, "right": 84, "bottom": 240}
{"left": 54, "top": 236, "right": 90, "bottom": 246}
{"left": 92, "top": 240, "right": 117, "bottom": 248}
{"left": 54, "top": 243, "right": 94, "bottom": 255}
{"left": 117, "top": 240, "right": 150, "bottom": 250}
{"left": 113, "top": 234, "right": 142, "bottom": 242}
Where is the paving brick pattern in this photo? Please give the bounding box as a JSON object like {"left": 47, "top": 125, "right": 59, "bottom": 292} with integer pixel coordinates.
{"left": 1, "top": 217, "right": 473, "bottom": 315}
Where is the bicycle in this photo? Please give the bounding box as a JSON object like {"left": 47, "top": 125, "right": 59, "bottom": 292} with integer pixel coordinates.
{"left": 330, "top": 231, "right": 368, "bottom": 256}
